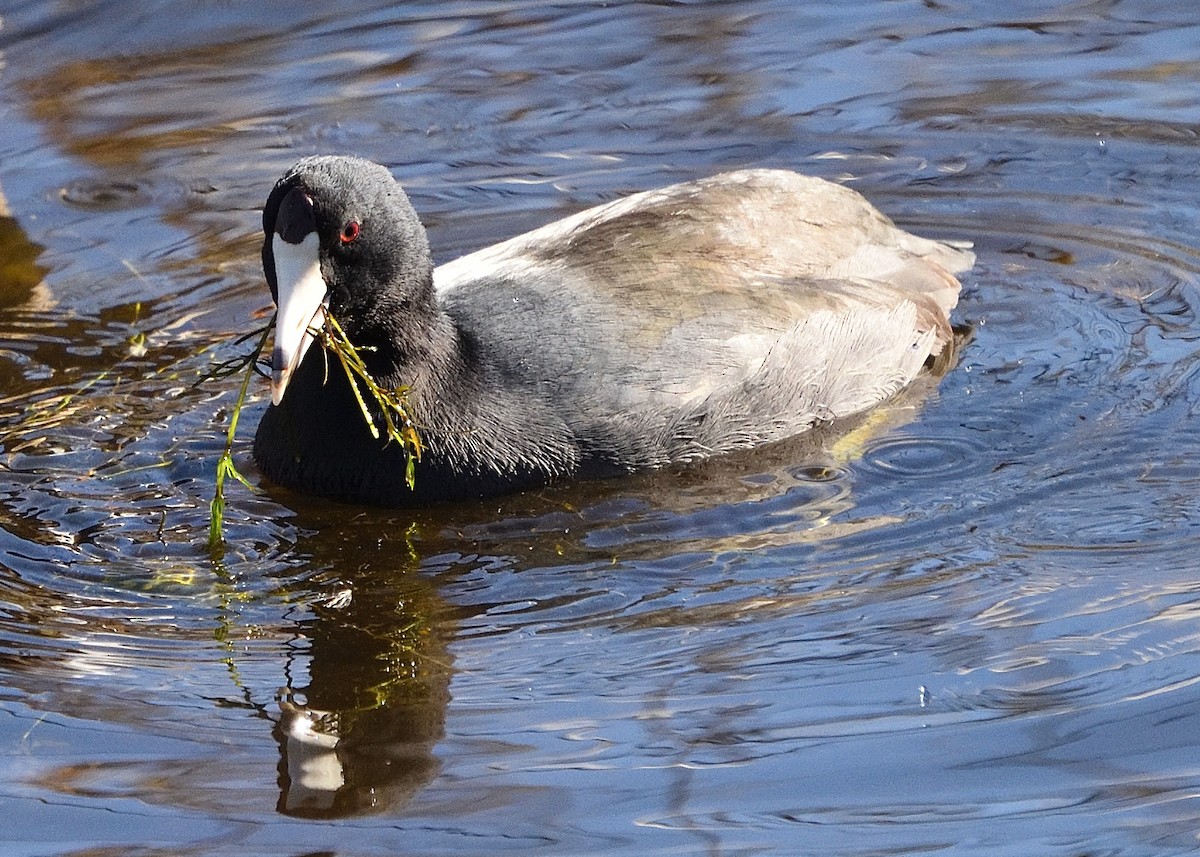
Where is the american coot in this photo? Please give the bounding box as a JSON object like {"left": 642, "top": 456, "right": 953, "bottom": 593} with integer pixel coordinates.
{"left": 253, "top": 156, "right": 973, "bottom": 505}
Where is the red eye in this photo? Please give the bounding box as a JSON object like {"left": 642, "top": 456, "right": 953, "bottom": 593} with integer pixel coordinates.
{"left": 340, "top": 221, "right": 361, "bottom": 244}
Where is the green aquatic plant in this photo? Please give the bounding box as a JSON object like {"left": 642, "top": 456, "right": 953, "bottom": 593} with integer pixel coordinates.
{"left": 316, "top": 310, "right": 423, "bottom": 489}
{"left": 206, "top": 310, "right": 422, "bottom": 552}
{"left": 207, "top": 321, "right": 271, "bottom": 552}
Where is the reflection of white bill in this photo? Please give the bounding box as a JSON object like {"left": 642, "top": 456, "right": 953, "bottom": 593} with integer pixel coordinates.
{"left": 279, "top": 700, "right": 344, "bottom": 814}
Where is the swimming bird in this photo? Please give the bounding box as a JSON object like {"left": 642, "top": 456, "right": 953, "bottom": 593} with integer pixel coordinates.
{"left": 252, "top": 156, "right": 973, "bottom": 505}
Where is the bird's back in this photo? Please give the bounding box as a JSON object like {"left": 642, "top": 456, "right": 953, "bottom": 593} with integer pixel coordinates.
{"left": 435, "top": 170, "right": 972, "bottom": 469}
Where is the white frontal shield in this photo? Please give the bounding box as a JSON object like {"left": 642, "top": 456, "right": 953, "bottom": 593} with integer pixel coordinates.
{"left": 271, "top": 232, "right": 328, "bottom": 405}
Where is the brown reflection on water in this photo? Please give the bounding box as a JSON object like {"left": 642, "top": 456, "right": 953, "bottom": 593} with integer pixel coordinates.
{"left": 0, "top": 207, "right": 48, "bottom": 309}
{"left": 20, "top": 42, "right": 264, "bottom": 171}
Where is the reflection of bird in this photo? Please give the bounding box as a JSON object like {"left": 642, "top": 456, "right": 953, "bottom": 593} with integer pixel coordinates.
{"left": 254, "top": 156, "right": 973, "bottom": 505}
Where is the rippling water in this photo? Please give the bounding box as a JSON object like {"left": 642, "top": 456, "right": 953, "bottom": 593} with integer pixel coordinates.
{"left": 4, "top": 1, "right": 1200, "bottom": 854}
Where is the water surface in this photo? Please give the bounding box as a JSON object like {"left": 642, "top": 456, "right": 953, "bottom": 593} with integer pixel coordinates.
{"left": 3, "top": 1, "right": 1200, "bottom": 854}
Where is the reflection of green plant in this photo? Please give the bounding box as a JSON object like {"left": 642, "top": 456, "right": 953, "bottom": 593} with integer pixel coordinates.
{"left": 206, "top": 311, "right": 423, "bottom": 553}
{"left": 127, "top": 298, "right": 148, "bottom": 357}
